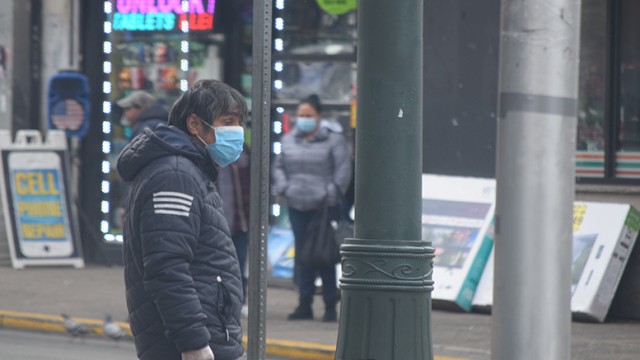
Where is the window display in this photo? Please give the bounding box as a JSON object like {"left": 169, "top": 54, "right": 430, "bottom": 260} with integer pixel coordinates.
{"left": 275, "top": 0, "right": 357, "bottom": 56}
{"left": 275, "top": 60, "right": 353, "bottom": 102}
{"left": 576, "top": 0, "right": 606, "bottom": 177}
{"left": 100, "top": 0, "right": 225, "bottom": 242}
{"left": 269, "top": 0, "right": 357, "bottom": 228}
{"left": 271, "top": 0, "right": 356, "bottom": 102}
{"left": 575, "top": 0, "right": 640, "bottom": 181}
{"left": 616, "top": 0, "right": 640, "bottom": 178}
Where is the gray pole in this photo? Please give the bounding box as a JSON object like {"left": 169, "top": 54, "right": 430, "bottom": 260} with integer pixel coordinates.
{"left": 492, "top": 0, "right": 581, "bottom": 359}
{"left": 335, "top": 1, "right": 433, "bottom": 359}
{"left": 248, "top": 0, "right": 271, "bottom": 359}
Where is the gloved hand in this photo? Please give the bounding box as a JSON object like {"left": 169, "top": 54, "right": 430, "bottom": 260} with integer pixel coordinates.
{"left": 182, "top": 346, "right": 215, "bottom": 360}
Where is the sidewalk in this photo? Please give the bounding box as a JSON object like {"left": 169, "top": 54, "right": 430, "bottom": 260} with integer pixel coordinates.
{"left": 1, "top": 265, "right": 640, "bottom": 359}
{"left": 0, "top": 265, "right": 343, "bottom": 360}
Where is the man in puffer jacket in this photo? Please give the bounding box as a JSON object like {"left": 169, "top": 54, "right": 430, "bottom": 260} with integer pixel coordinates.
{"left": 117, "top": 80, "right": 247, "bottom": 360}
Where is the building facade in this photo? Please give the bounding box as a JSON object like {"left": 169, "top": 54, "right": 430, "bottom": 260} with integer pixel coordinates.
{"left": 0, "top": 0, "right": 639, "bottom": 289}
{"left": 424, "top": 0, "right": 640, "bottom": 213}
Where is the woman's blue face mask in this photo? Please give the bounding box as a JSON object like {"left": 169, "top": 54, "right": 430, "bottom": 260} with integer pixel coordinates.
{"left": 296, "top": 117, "right": 318, "bottom": 134}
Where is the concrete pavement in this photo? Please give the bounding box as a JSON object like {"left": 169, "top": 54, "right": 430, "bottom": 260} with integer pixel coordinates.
{"left": 1, "top": 265, "right": 640, "bottom": 359}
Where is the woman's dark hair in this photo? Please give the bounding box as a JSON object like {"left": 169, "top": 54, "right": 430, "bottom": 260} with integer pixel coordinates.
{"left": 168, "top": 80, "right": 248, "bottom": 133}
{"left": 299, "top": 94, "right": 322, "bottom": 114}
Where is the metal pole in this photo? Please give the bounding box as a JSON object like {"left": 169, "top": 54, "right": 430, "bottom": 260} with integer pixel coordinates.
{"left": 69, "top": 0, "right": 82, "bottom": 257}
{"left": 248, "top": 0, "right": 272, "bottom": 359}
{"left": 335, "top": 1, "right": 433, "bottom": 359}
{"left": 70, "top": 0, "right": 81, "bottom": 69}
{"left": 492, "top": 0, "right": 581, "bottom": 359}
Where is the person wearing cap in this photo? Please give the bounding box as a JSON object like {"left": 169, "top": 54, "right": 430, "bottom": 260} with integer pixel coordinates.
{"left": 117, "top": 90, "right": 169, "bottom": 138}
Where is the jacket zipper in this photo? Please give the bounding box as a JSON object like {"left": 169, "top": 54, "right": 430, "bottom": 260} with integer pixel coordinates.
{"left": 216, "top": 276, "right": 230, "bottom": 342}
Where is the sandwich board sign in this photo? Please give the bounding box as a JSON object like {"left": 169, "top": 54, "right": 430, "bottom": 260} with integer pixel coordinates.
{"left": 472, "top": 202, "right": 640, "bottom": 322}
{"left": 0, "top": 130, "right": 84, "bottom": 269}
{"left": 422, "top": 174, "right": 496, "bottom": 311}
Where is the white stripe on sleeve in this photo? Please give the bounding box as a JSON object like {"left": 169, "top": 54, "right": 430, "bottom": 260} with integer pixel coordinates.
{"left": 152, "top": 191, "right": 194, "bottom": 217}
{"left": 154, "top": 209, "right": 190, "bottom": 217}
{"left": 153, "top": 191, "right": 194, "bottom": 201}
{"left": 154, "top": 203, "right": 191, "bottom": 212}
{"left": 153, "top": 197, "right": 193, "bottom": 206}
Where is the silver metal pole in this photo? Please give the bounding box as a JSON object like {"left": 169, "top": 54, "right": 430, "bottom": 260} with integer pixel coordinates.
{"left": 492, "top": 1, "right": 581, "bottom": 359}
{"left": 248, "top": 0, "right": 272, "bottom": 359}
{"left": 70, "top": 0, "right": 82, "bottom": 254}
{"left": 70, "top": 0, "right": 81, "bottom": 69}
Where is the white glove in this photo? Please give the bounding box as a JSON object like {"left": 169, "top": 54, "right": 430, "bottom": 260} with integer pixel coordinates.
{"left": 182, "top": 346, "right": 215, "bottom": 360}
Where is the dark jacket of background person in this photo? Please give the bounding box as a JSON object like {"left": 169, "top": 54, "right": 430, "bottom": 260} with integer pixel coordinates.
{"left": 273, "top": 120, "right": 351, "bottom": 211}
{"left": 217, "top": 146, "right": 250, "bottom": 235}
{"left": 132, "top": 104, "right": 169, "bottom": 138}
{"left": 217, "top": 146, "right": 251, "bottom": 302}
{"left": 117, "top": 124, "right": 244, "bottom": 360}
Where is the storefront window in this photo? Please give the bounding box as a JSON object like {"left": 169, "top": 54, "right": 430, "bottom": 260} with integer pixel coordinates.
{"left": 576, "top": 0, "right": 607, "bottom": 177}
{"left": 269, "top": 1, "right": 357, "bottom": 226}
{"left": 616, "top": 0, "right": 640, "bottom": 178}
{"left": 100, "top": 0, "right": 229, "bottom": 242}
{"left": 276, "top": 0, "right": 357, "bottom": 57}
{"left": 272, "top": 0, "right": 357, "bottom": 102}
{"left": 275, "top": 60, "right": 354, "bottom": 102}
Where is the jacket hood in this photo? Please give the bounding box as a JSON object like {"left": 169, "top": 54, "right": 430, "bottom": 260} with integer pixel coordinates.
{"left": 117, "top": 124, "right": 215, "bottom": 182}
{"left": 319, "top": 119, "right": 343, "bottom": 133}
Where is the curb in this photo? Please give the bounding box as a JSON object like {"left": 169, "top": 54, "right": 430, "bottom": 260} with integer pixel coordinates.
{"left": 0, "top": 310, "right": 131, "bottom": 337}
{"left": 0, "top": 310, "right": 464, "bottom": 360}
{"left": 0, "top": 310, "right": 335, "bottom": 359}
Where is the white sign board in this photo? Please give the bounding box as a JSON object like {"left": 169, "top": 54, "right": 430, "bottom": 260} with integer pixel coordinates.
{"left": 422, "top": 174, "right": 496, "bottom": 311}
{"left": 473, "top": 202, "right": 640, "bottom": 322}
{"left": 0, "top": 130, "right": 84, "bottom": 269}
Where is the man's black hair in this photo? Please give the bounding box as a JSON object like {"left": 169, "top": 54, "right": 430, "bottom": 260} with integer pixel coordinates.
{"left": 168, "top": 80, "right": 248, "bottom": 133}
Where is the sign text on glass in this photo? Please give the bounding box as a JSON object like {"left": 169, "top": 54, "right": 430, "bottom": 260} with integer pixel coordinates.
{"left": 112, "top": 0, "right": 216, "bottom": 32}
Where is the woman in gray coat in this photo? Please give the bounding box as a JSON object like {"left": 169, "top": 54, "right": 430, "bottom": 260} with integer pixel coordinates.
{"left": 273, "top": 94, "right": 352, "bottom": 322}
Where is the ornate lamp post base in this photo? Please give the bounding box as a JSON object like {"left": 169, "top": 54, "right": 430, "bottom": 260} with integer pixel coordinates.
{"left": 335, "top": 239, "right": 434, "bottom": 360}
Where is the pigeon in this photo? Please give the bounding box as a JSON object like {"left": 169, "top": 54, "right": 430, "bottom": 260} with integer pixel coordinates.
{"left": 61, "top": 313, "right": 92, "bottom": 340}
{"left": 103, "top": 314, "right": 126, "bottom": 342}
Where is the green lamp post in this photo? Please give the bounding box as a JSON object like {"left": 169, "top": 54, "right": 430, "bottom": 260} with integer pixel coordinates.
{"left": 334, "top": 1, "right": 434, "bottom": 359}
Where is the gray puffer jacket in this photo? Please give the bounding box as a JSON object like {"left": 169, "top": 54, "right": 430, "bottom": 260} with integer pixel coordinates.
{"left": 273, "top": 120, "right": 351, "bottom": 211}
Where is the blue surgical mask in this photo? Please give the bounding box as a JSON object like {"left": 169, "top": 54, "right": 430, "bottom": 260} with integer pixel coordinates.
{"left": 296, "top": 117, "right": 318, "bottom": 134}
{"left": 196, "top": 122, "right": 245, "bottom": 167}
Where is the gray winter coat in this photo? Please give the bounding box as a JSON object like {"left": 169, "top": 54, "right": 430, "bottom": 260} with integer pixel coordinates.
{"left": 273, "top": 120, "right": 351, "bottom": 211}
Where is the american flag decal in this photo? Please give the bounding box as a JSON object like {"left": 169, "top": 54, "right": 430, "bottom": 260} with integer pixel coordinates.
{"left": 51, "top": 99, "right": 84, "bottom": 131}
{"left": 153, "top": 191, "right": 194, "bottom": 217}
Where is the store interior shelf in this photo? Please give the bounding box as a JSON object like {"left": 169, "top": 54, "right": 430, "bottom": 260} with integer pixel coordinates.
{"left": 271, "top": 98, "right": 351, "bottom": 111}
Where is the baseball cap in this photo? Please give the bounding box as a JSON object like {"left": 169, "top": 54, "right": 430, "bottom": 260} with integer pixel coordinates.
{"left": 116, "top": 91, "right": 156, "bottom": 109}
